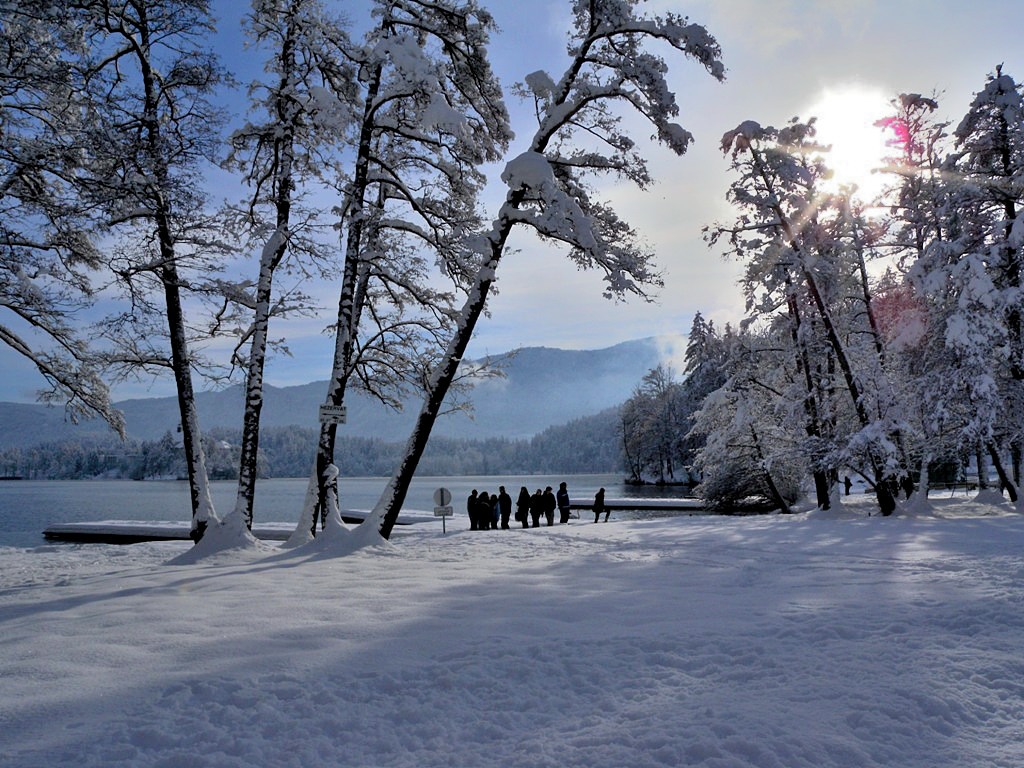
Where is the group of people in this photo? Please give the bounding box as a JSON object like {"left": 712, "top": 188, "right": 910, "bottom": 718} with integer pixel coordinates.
{"left": 466, "top": 483, "right": 611, "bottom": 530}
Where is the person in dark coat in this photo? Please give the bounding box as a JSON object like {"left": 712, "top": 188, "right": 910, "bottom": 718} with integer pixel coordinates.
{"left": 529, "top": 489, "right": 544, "bottom": 528}
{"left": 516, "top": 487, "right": 531, "bottom": 528}
{"left": 543, "top": 486, "right": 556, "bottom": 526}
{"left": 498, "top": 486, "right": 512, "bottom": 529}
{"left": 593, "top": 487, "right": 608, "bottom": 523}
{"left": 467, "top": 489, "right": 478, "bottom": 530}
{"left": 477, "top": 491, "right": 491, "bottom": 530}
{"left": 556, "top": 481, "right": 571, "bottom": 524}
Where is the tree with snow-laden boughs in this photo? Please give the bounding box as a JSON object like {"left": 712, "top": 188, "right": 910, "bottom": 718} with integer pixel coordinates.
{"left": 0, "top": 2, "right": 125, "bottom": 436}
{"left": 709, "top": 118, "right": 907, "bottom": 515}
{"left": 902, "top": 67, "right": 1024, "bottom": 505}
{"left": 373, "top": 0, "right": 726, "bottom": 539}
{"left": 949, "top": 66, "right": 1024, "bottom": 501}
{"left": 688, "top": 325, "right": 803, "bottom": 512}
{"left": 68, "top": 0, "right": 230, "bottom": 539}
{"left": 289, "top": 0, "right": 513, "bottom": 545}
{"left": 619, "top": 364, "right": 687, "bottom": 484}
{"left": 218, "top": 0, "right": 357, "bottom": 534}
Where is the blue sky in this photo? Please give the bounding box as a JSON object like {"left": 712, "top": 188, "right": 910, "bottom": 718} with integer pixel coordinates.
{"left": 3, "top": 0, "right": 1022, "bottom": 402}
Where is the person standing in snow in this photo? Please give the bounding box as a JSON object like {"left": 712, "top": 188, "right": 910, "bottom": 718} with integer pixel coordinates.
{"left": 593, "top": 488, "right": 608, "bottom": 523}
{"left": 498, "top": 486, "right": 512, "bottom": 529}
{"left": 556, "top": 481, "right": 572, "bottom": 524}
{"left": 516, "top": 487, "right": 531, "bottom": 528}
{"left": 529, "top": 488, "right": 544, "bottom": 528}
{"left": 543, "top": 486, "right": 556, "bottom": 526}
{"left": 477, "top": 491, "right": 491, "bottom": 530}
{"left": 467, "top": 490, "right": 479, "bottom": 530}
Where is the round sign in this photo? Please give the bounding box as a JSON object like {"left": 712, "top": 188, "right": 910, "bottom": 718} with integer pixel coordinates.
{"left": 433, "top": 487, "right": 452, "bottom": 507}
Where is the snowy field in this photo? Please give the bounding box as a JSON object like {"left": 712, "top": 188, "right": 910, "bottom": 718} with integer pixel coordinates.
{"left": 2, "top": 495, "right": 1023, "bottom": 768}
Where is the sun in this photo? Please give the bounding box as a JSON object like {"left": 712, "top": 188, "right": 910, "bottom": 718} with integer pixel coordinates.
{"left": 805, "top": 85, "right": 892, "bottom": 202}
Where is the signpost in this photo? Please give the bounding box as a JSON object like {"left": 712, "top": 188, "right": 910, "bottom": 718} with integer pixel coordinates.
{"left": 433, "top": 487, "right": 453, "bottom": 533}
{"left": 318, "top": 404, "right": 347, "bottom": 424}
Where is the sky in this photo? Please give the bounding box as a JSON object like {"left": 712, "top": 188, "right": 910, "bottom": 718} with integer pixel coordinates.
{"left": 3, "top": 0, "right": 1023, "bottom": 402}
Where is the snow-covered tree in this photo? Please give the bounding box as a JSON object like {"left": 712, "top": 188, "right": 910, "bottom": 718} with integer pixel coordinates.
{"left": 888, "top": 69, "right": 1024, "bottom": 505}
{"left": 619, "top": 364, "right": 687, "bottom": 483}
{"left": 710, "top": 119, "right": 904, "bottom": 514}
{"left": 948, "top": 66, "right": 1024, "bottom": 499}
{"left": 292, "top": 0, "right": 513, "bottom": 543}
{"left": 222, "top": 0, "right": 356, "bottom": 530}
{"left": 0, "top": 2, "right": 124, "bottom": 435}
{"left": 689, "top": 326, "right": 802, "bottom": 511}
{"left": 374, "top": 0, "right": 725, "bottom": 539}
{"left": 70, "top": 0, "right": 229, "bottom": 538}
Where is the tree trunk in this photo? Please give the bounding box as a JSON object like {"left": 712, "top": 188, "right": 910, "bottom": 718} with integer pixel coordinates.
{"left": 784, "top": 284, "right": 830, "bottom": 510}
{"left": 750, "top": 424, "right": 791, "bottom": 513}
{"left": 137, "top": 5, "right": 215, "bottom": 537}
{"left": 376, "top": 255, "right": 503, "bottom": 539}
{"left": 234, "top": 5, "right": 297, "bottom": 529}
{"left": 233, "top": 227, "right": 289, "bottom": 528}
{"left": 1012, "top": 442, "right": 1021, "bottom": 487}
{"left": 298, "top": 55, "right": 384, "bottom": 540}
{"left": 988, "top": 443, "right": 1018, "bottom": 502}
{"left": 162, "top": 258, "right": 216, "bottom": 540}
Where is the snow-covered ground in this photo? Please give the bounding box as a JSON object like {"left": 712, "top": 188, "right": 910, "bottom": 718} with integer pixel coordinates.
{"left": 2, "top": 495, "right": 1023, "bottom": 768}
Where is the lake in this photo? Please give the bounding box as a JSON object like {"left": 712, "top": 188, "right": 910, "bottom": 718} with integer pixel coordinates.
{"left": 0, "top": 474, "right": 693, "bottom": 548}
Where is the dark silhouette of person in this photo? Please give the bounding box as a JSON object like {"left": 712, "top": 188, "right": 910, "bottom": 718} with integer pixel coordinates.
{"left": 543, "top": 486, "right": 556, "bottom": 526}
{"left": 498, "top": 486, "right": 512, "bottom": 529}
{"left": 477, "top": 491, "right": 491, "bottom": 530}
{"left": 593, "top": 487, "right": 608, "bottom": 522}
{"left": 556, "top": 481, "right": 571, "bottom": 524}
{"left": 844, "top": 476, "right": 852, "bottom": 496}
{"left": 516, "top": 486, "right": 531, "bottom": 528}
{"left": 529, "top": 489, "right": 543, "bottom": 528}
{"left": 467, "top": 489, "right": 478, "bottom": 530}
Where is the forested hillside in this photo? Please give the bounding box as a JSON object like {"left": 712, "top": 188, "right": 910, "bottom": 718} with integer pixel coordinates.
{"left": 0, "top": 408, "right": 624, "bottom": 480}
{"left": 0, "top": 340, "right": 665, "bottom": 449}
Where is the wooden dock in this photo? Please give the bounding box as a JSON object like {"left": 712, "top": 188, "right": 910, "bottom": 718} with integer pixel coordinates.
{"left": 570, "top": 498, "right": 704, "bottom": 512}
{"left": 42, "top": 509, "right": 434, "bottom": 544}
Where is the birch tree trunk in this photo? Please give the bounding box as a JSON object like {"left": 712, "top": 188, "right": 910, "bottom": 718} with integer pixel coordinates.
{"left": 233, "top": 2, "right": 298, "bottom": 529}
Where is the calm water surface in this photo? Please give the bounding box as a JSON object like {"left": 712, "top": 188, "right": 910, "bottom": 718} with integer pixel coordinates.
{"left": 0, "top": 474, "right": 692, "bottom": 548}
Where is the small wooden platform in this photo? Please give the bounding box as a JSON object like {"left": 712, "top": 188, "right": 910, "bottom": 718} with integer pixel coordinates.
{"left": 570, "top": 498, "right": 704, "bottom": 512}
{"left": 43, "top": 509, "right": 434, "bottom": 544}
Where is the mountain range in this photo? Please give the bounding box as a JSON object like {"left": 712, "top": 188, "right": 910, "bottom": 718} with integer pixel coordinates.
{"left": 0, "top": 337, "right": 677, "bottom": 451}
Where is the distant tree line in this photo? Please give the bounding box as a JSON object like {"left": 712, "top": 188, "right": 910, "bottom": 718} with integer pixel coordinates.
{"left": 0, "top": 411, "right": 623, "bottom": 481}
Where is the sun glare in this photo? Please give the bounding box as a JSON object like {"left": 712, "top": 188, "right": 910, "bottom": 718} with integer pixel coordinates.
{"left": 805, "top": 86, "right": 892, "bottom": 203}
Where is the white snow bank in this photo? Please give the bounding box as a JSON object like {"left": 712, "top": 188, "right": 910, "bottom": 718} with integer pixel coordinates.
{"left": 2, "top": 498, "right": 1023, "bottom": 767}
